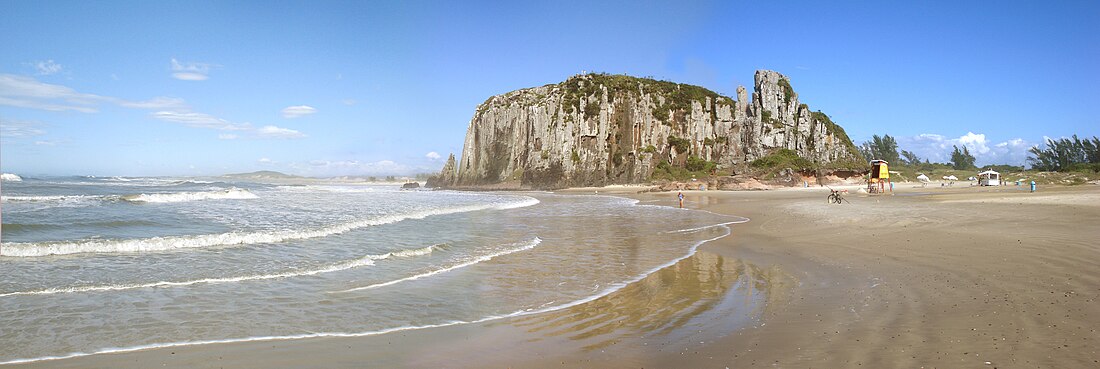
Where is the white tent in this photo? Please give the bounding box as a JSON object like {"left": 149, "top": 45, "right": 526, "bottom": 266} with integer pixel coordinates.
{"left": 978, "top": 170, "right": 1000, "bottom": 186}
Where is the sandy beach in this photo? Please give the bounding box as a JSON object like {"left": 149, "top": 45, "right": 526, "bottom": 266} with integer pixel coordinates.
{"left": 12, "top": 183, "right": 1099, "bottom": 368}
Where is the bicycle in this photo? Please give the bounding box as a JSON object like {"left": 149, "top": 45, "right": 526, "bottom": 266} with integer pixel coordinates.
{"left": 826, "top": 186, "right": 849, "bottom": 204}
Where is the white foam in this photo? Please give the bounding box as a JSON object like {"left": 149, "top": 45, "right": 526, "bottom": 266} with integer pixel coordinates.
{"left": 0, "top": 244, "right": 441, "bottom": 298}
{"left": 123, "top": 188, "right": 258, "bottom": 203}
{"left": 0, "top": 197, "right": 539, "bottom": 257}
{"left": 334, "top": 237, "right": 541, "bottom": 293}
{"left": 1, "top": 195, "right": 104, "bottom": 202}
{"left": 0, "top": 224, "right": 734, "bottom": 367}
{"left": 1, "top": 173, "right": 22, "bottom": 182}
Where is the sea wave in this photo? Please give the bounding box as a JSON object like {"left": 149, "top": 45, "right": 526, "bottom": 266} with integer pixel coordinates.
{"left": 0, "top": 244, "right": 443, "bottom": 298}
{"left": 0, "top": 223, "right": 735, "bottom": 367}
{"left": 0, "top": 194, "right": 117, "bottom": 207}
{"left": 333, "top": 237, "right": 541, "bottom": 293}
{"left": 0, "top": 197, "right": 540, "bottom": 257}
{"left": 122, "top": 188, "right": 258, "bottom": 203}
{"left": 1, "top": 173, "right": 22, "bottom": 182}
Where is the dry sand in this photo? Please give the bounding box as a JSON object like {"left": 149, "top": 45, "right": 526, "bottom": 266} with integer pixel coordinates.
{"left": 13, "top": 184, "right": 1100, "bottom": 368}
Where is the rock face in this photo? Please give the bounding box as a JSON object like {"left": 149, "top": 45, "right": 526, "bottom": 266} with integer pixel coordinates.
{"left": 436, "top": 70, "right": 862, "bottom": 189}
{"left": 424, "top": 153, "right": 457, "bottom": 188}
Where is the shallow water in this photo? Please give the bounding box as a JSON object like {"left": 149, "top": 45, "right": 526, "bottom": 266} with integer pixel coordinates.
{"left": 0, "top": 177, "right": 743, "bottom": 363}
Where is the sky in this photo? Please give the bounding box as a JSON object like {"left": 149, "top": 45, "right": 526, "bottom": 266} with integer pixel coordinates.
{"left": 1, "top": 0, "right": 1097, "bottom": 177}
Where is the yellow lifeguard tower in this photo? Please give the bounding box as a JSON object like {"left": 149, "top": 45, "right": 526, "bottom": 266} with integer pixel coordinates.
{"left": 867, "top": 160, "right": 891, "bottom": 193}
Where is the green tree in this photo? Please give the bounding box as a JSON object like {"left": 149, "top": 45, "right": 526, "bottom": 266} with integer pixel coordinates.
{"left": 858, "top": 134, "right": 900, "bottom": 164}
{"left": 900, "top": 150, "right": 922, "bottom": 166}
{"left": 1027, "top": 135, "right": 1100, "bottom": 171}
{"left": 950, "top": 145, "right": 976, "bottom": 170}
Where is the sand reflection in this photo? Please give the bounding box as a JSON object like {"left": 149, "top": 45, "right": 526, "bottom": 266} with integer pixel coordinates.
{"left": 509, "top": 251, "right": 795, "bottom": 351}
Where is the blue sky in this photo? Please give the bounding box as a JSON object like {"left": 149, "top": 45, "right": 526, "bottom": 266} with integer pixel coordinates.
{"left": 2, "top": 1, "right": 1097, "bottom": 176}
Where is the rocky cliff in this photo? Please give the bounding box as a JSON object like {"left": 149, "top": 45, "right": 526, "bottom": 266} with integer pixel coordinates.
{"left": 436, "top": 70, "right": 862, "bottom": 189}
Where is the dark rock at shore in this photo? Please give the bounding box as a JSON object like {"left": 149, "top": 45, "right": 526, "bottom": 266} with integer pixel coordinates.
{"left": 401, "top": 182, "right": 420, "bottom": 189}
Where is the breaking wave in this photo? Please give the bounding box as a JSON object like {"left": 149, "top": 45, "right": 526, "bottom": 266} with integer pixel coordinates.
{"left": 334, "top": 237, "right": 541, "bottom": 293}
{"left": 1, "top": 173, "right": 22, "bottom": 182}
{"left": 1, "top": 194, "right": 111, "bottom": 203}
{"left": 0, "top": 244, "right": 443, "bottom": 297}
{"left": 122, "top": 188, "right": 258, "bottom": 203}
{"left": 0, "top": 224, "right": 733, "bottom": 367}
{"left": 0, "top": 197, "right": 539, "bottom": 257}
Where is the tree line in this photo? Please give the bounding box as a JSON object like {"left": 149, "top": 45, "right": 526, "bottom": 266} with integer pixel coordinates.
{"left": 859, "top": 134, "right": 1100, "bottom": 172}
{"left": 1027, "top": 135, "right": 1100, "bottom": 172}
{"left": 858, "top": 134, "right": 977, "bottom": 170}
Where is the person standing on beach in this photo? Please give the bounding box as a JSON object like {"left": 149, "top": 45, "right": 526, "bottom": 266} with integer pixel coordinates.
{"left": 678, "top": 191, "right": 684, "bottom": 208}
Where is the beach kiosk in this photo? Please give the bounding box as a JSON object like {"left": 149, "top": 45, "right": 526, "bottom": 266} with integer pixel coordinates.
{"left": 978, "top": 170, "right": 1000, "bottom": 186}
{"left": 867, "top": 160, "right": 891, "bottom": 193}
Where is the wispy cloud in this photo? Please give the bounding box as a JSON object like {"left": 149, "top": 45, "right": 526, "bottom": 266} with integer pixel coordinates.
{"left": 30, "top": 60, "right": 63, "bottom": 75}
{"left": 1, "top": 74, "right": 307, "bottom": 140}
{"left": 258, "top": 125, "right": 306, "bottom": 139}
{"left": 0, "top": 74, "right": 103, "bottom": 112}
{"left": 218, "top": 133, "right": 238, "bottom": 140}
{"left": 151, "top": 111, "right": 251, "bottom": 131}
{"left": 0, "top": 74, "right": 188, "bottom": 114}
{"left": 118, "top": 96, "right": 188, "bottom": 110}
{"left": 281, "top": 105, "right": 317, "bottom": 118}
{"left": 896, "top": 132, "right": 1032, "bottom": 166}
{"left": 170, "top": 58, "right": 213, "bottom": 81}
{"left": 0, "top": 118, "right": 46, "bottom": 138}
{"left": 425, "top": 151, "right": 441, "bottom": 160}
{"left": 297, "top": 159, "right": 421, "bottom": 176}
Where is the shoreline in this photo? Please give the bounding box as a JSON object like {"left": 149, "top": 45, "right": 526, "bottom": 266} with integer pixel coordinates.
{"left": 8, "top": 184, "right": 1100, "bottom": 368}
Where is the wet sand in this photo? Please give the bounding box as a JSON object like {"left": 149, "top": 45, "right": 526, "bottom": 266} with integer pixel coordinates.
{"left": 12, "top": 184, "right": 1100, "bottom": 368}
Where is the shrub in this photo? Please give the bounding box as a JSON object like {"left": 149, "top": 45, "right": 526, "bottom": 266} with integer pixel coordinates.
{"left": 778, "top": 78, "right": 794, "bottom": 104}
{"left": 750, "top": 149, "right": 815, "bottom": 170}
{"left": 686, "top": 156, "right": 718, "bottom": 172}
{"left": 667, "top": 135, "right": 691, "bottom": 153}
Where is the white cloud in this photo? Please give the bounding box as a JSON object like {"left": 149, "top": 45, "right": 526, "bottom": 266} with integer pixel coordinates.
{"left": 896, "top": 132, "right": 1032, "bottom": 166}
{"left": 425, "top": 151, "right": 441, "bottom": 160}
{"left": 258, "top": 157, "right": 273, "bottom": 164}
{"left": 0, "top": 118, "right": 46, "bottom": 138}
{"left": 0, "top": 74, "right": 189, "bottom": 113}
{"left": 341, "top": 99, "right": 357, "bottom": 106}
{"left": 257, "top": 125, "right": 306, "bottom": 139}
{"left": 296, "top": 159, "right": 425, "bottom": 176}
{"left": 32, "top": 60, "right": 63, "bottom": 75}
{"left": 118, "top": 96, "right": 188, "bottom": 110}
{"left": 152, "top": 111, "right": 251, "bottom": 131}
{"left": 218, "top": 133, "right": 238, "bottom": 140}
{"left": 281, "top": 105, "right": 317, "bottom": 118}
{"left": 0, "top": 74, "right": 307, "bottom": 140}
{"left": 0, "top": 74, "right": 103, "bottom": 112}
{"left": 34, "top": 140, "right": 58, "bottom": 146}
{"left": 170, "top": 58, "right": 212, "bottom": 81}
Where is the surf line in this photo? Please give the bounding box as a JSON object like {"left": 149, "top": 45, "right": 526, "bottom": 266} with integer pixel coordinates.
{"left": 0, "top": 244, "right": 443, "bottom": 298}
{"left": 0, "top": 197, "right": 539, "bottom": 257}
{"left": 0, "top": 225, "right": 732, "bottom": 367}
{"left": 331, "top": 237, "right": 542, "bottom": 293}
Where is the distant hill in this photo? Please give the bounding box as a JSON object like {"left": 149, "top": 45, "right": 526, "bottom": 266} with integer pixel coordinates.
{"left": 222, "top": 171, "right": 302, "bottom": 180}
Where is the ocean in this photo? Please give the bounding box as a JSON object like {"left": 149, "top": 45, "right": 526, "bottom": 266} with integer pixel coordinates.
{"left": 0, "top": 175, "right": 743, "bottom": 364}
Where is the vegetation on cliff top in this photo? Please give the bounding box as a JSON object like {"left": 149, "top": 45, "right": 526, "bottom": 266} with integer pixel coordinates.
{"left": 560, "top": 73, "right": 723, "bottom": 123}
{"left": 811, "top": 111, "right": 862, "bottom": 163}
